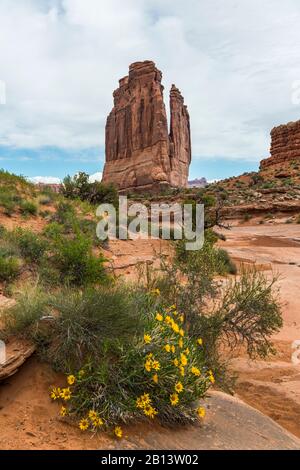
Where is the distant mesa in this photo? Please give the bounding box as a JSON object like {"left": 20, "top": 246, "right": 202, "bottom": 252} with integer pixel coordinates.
{"left": 260, "top": 119, "right": 300, "bottom": 169}
{"left": 102, "top": 60, "right": 191, "bottom": 193}
{"left": 188, "top": 177, "right": 208, "bottom": 188}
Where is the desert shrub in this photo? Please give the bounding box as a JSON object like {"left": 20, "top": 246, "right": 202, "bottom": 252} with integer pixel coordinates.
{"left": 1, "top": 284, "right": 49, "bottom": 336}
{"left": 42, "top": 222, "right": 65, "bottom": 240}
{"left": 216, "top": 248, "right": 237, "bottom": 275}
{"left": 19, "top": 200, "right": 38, "bottom": 216}
{"left": 51, "top": 232, "right": 107, "bottom": 286}
{"left": 10, "top": 228, "right": 46, "bottom": 263}
{"left": 143, "top": 240, "right": 282, "bottom": 390}
{"left": 38, "top": 195, "right": 52, "bottom": 206}
{"left": 48, "top": 302, "right": 211, "bottom": 430}
{"left": 0, "top": 255, "right": 20, "bottom": 282}
{"left": 52, "top": 200, "right": 76, "bottom": 228}
{"left": 62, "top": 172, "right": 118, "bottom": 207}
{"left": 0, "top": 189, "right": 17, "bottom": 216}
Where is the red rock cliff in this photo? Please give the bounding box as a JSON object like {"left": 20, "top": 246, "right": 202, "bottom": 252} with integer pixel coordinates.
{"left": 102, "top": 61, "right": 191, "bottom": 192}
{"left": 260, "top": 120, "right": 300, "bottom": 169}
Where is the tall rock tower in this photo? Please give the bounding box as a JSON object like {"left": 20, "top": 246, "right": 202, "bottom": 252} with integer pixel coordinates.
{"left": 102, "top": 61, "right": 191, "bottom": 192}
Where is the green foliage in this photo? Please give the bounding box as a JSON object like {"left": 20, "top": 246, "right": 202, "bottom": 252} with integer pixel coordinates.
{"left": 10, "top": 228, "right": 46, "bottom": 263}
{"left": 1, "top": 284, "right": 49, "bottom": 336}
{"left": 0, "top": 255, "right": 20, "bottom": 282}
{"left": 62, "top": 172, "right": 118, "bottom": 206}
{"left": 216, "top": 248, "right": 237, "bottom": 275}
{"left": 52, "top": 232, "right": 107, "bottom": 286}
{"left": 19, "top": 200, "right": 38, "bottom": 216}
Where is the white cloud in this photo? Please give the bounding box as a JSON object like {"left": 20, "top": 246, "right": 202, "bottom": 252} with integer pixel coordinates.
{"left": 30, "top": 175, "right": 61, "bottom": 184}
{"left": 0, "top": 0, "right": 300, "bottom": 161}
{"left": 88, "top": 171, "right": 102, "bottom": 183}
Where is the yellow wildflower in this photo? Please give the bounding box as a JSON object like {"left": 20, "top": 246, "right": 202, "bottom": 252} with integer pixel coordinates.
{"left": 175, "top": 382, "right": 184, "bottom": 393}
{"left": 152, "top": 373, "right": 159, "bottom": 384}
{"left": 144, "top": 405, "right": 158, "bottom": 419}
{"left": 180, "top": 353, "right": 188, "bottom": 367}
{"left": 208, "top": 371, "right": 215, "bottom": 384}
{"left": 191, "top": 366, "right": 201, "bottom": 377}
{"left": 179, "top": 328, "right": 185, "bottom": 337}
{"left": 184, "top": 348, "right": 190, "bottom": 355}
{"left": 50, "top": 387, "right": 61, "bottom": 401}
{"left": 172, "top": 322, "right": 180, "bottom": 334}
{"left": 170, "top": 393, "right": 179, "bottom": 406}
{"left": 152, "top": 360, "right": 160, "bottom": 371}
{"left": 170, "top": 304, "right": 176, "bottom": 310}
{"left": 179, "top": 366, "right": 185, "bottom": 377}
{"left": 93, "top": 417, "right": 104, "bottom": 427}
{"left": 171, "top": 345, "right": 176, "bottom": 354}
{"left": 79, "top": 418, "right": 89, "bottom": 431}
{"left": 164, "top": 344, "right": 171, "bottom": 353}
{"left": 67, "top": 374, "right": 76, "bottom": 385}
{"left": 197, "top": 338, "right": 203, "bottom": 346}
{"left": 165, "top": 315, "right": 172, "bottom": 324}
{"left": 136, "top": 393, "right": 151, "bottom": 409}
{"left": 114, "top": 426, "right": 123, "bottom": 438}
{"left": 144, "top": 334, "right": 152, "bottom": 344}
{"left": 197, "top": 407, "right": 206, "bottom": 419}
{"left": 173, "top": 358, "right": 179, "bottom": 367}
{"left": 151, "top": 288, "right": 160, "bottom": 296}
{"left": 88, "top": 410, "right": 98, "bottom": 421}
{"left": 179, "top": 315, "right": 184, "bottom": 323}
{"left": 156, "top": 313, "right": 163, "bottom": 322}
{"left": 144, "top": 360, "right": 152, "bottom": 372}
{"left": 60, "top": 406, "right": 67, "bottom": 417}
{"left": 61, "top": 387, "right": 71, "bottom": 401}
{"left": 178, "top": 338, "right": 183, "bottom": 349}
{"left": 173, "top": 310, "right": 178, "bottom": 316}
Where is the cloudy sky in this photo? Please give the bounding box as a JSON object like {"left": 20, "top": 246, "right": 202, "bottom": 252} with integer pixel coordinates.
{"left": 0, "top": 0, "right": 300, "bottom": 182}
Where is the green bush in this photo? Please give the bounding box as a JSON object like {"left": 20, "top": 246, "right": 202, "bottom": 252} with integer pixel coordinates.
{"left": 52, "top": 232, "right": 107, "bottom": 286}
{"left": 10, "top": 228, "right": 46, "bottom": 263}
{"left": 62, "top": 172, "right": 118, "bottom": 207}
{"left": 0, "top": 255, "right": 20, "bottom": 282}
{"left": 19, "top": 200, "right": 38, "bottom": 216}
{"left": 216, "top": 249, "right": 237, "bottom": 275}
{"left": 1, "top": 284, "right": 49, "bottom": 336}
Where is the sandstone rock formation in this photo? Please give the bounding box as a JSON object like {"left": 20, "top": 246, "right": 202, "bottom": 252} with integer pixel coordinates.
{"left": 102, "top": 61, "right": 191, "bottom": 192}
{"left": 260, "top": 120, "right": 300, "bottom": 169}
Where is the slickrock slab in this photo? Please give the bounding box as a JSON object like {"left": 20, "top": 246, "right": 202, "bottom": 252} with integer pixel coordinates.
{"left": 113, "top": 392, "right": 300, "bottom": 450}
{"left": 0, "top": 337, "right": 35, "bottom": 381}
{"left": 102, "top": 61, "right": 191, "bottom": 192}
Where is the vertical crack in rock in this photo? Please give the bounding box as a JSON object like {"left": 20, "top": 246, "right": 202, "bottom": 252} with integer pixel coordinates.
{"left": 102, "top": 60, "right": 191, "bottom": 192}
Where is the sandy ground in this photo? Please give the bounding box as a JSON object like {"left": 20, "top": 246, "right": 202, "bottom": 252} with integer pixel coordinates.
{"left": 217, "top": 221, "right": 300, "bottom": 438}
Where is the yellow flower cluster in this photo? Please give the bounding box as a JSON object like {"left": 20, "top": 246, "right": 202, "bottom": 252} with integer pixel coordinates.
{"left": 144, "top": 353, "right": 161, "bottom": 372}
{"left": 136, "top": 393, "right": 158, "bottom": 419}
{"left": 79, "top": 410, "right": 104, "bottom": 431}
{"left": 50, "top": 387, "right": 71, "bottom": 401}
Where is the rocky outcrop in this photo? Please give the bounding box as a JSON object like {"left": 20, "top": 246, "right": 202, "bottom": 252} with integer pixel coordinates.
{"left": 102, "top": 61, "right": 191, "bottom": 192}
{"left": 260, "top": 120, "right": 300, "bottom": 169}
